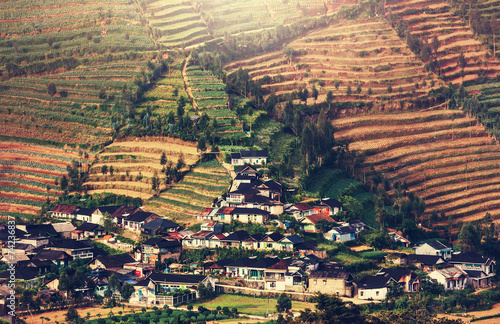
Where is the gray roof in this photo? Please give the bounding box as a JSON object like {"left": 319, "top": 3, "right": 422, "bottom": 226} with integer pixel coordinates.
{"left": 142, "top": 218, "right": 179, "bottom": 231}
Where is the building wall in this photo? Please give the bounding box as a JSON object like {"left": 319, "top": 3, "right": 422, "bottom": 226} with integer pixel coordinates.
{"left": 308, "top": 278, "right": 353, "bottom": 297}
{"left": 358, "top": 287, "right": 387, "bottom": 300}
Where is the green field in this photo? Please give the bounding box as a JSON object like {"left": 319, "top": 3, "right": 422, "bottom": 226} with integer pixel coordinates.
{"left": 190, "top": 293, "right": 316, "bottom": 316}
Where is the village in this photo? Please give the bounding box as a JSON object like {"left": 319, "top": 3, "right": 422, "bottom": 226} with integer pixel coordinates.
{"left": 0, "top": 150, "right": 496, "bottom": 323}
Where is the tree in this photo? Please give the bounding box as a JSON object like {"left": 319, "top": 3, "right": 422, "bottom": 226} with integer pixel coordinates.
{"left": 311, "top": 85, "right": 319, "bottom": 102}
{"left": 160, "top": 152, "right": 167, "bottom": 166}
{"left": 60, "top": 175, "right": 68, "bottom": 191}
{"left": 176, "top": 153, "right": 185, "bottom": 170}
{"left": 276, "top": 293, "right": 292, "bottom": 313}
{"left": 367, "top": 87, "right": 373, "bottom": 95}
{"left": 48, "top": 36, "right": 53, "bottom": 48}
{"left": 346, "top": 85, "right": 352, "bottom": 96}
{"left": 120, "top": 283, "right": 135, "bottom": 302}
{"left": 86, "top": 31, "right": 93, "bottom": 44}
{"left": 65, "top": 306, "right": 81, "bottom": 323}
{"left": 101, "top": 165, "right": 108, "bottom": 175}
{"left": 387, "top": 84, "right": 393, "bottom": 93}
{"left": 177, "top": 96, "right": 186, "bottom": 117}
{"left": 47, "top": 82, "right": 57, "bottom": 102}
{"left": 109, "top": 165, "right": 114, "bottom": 176}
{"left": 458, "top": 222, "right": 480, "bottom": 253}
{"left": 356, "top": 83, "right": 362, "bottom": 97}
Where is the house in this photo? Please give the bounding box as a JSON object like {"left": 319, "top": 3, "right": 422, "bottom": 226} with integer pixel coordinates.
{"left": 343, "top": 220, "right": 366, "bottom": 233}
{"left": 139, "top": 237, "right": 182, "bottom": 263}
{"left": 428, "top": 266, "right": 468, "bottom": 291}
{"left": 257, "top": 180, "right": 282, "bottom": 201}
{"left": 74, "top": 222, "right": 105, "bottom": 239}
{"left": 358, "top": 275, "right": 396, "bottom": 300}
{"left": 122, "top": 210, "right": 160, "bottom": 231}
{"left": 220, "top": 230, "right": 250, "bottom": 248}
{"left": 48, "top": 204, "right": 78, "bottom": 219}
{"left": 226, "top": 186, "right": 259, "bottom": 205}
{"left": 289, "top": 254, "right": 323, "bottom": 272}
{"left": 299, "top": 213, "right": 336, "bottom": 233}
{"left": 207, "top": 233, "right": 228, "bottom": 248}
{"left": 309, "top": 269, "right": 354, "bottom": 297}
{"left": 16, "top": 259, "right": 54, "bottom": 273}
{"left": 182, "top": 231, "right": 214, "bottom": 248}
{"left": 74, "top": 207, "right": 94, "bottom": 222}
{"left": 31, "top": 249, "right": 73, "bottom": 268}
{"left": 279, "top": 234, "right": 304, "bottom": 252}
{"left": 142, "top": 218, "right": 180, "bottom": 236}
{"left": 235, "top": 164, "right": 258, "bottom": 178}
{"left": 51, "top": 222, "right": 76, "bottom": 238}
{"left": 231, "top": 207, "right": 270, "bottom": 224}
{"left": 224, "top": 256, "right": 280, "bottom": 279}
{"left": 0, "top": 225, "right": 26, "bottom": 245}
{"left": 324, "top": 226, "right": 356, "bottom": 242}
{"left": 200, "top": 222, "right": 223, "bottom": 234}
{"left": 0, "top": 267, "right": 45, "bottom": 289}
{"left": 385, "top": 253, "right": 409, "bottom": 265}
{"left": 46, "top": 238, "right": 94, "bottom": 259}
{"left": 1, "top": 243, "right": 35, "bottom": 257}
{"left": 130, "top": 273, "right": 215, "bottom": 306}
{"left": 376, "top": 268, "right": 420, "bottom": 292}
{"left": 313, "top": 198, "right": 343, "bottom": 216}
{"left": 231, "top": 150, "right": 268, "bottom": 165}
{"left": 240, "top": 195, "right": 284, "bottom": 216}
{"left": 407, "top": 255, "right": 446, "bottom": 273}
{"left": 285, "top": 203, "right": 315, "bottom": 220}
{"left": 92, "top": 205, "right": 139, "bottom": 226}
{"left": 448, "top": 252, "right": 496, "bottom": 288}
{"left": 241, "top": 233, "right": 266, "bottom": 250}
{"left": 387, "top": 228, "right": 411, "bottom": 247}
{"left": 18, "top": 224, "right": 58, "bottom": 247}
{"left": 260, "top": 232, "right": 284, "bottom": 250}
{"left": 415, "top": 241, "right": 453, "bottom": 259}
{"left": 90, "top": 253, "right": 137, "bottom": 271}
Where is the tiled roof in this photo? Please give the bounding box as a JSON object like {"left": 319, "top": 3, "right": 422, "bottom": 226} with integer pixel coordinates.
{"left": 95, "top": 253, "right": 136, "bottom": 268}
{"left": 125, "top": 210, "right": 156, "bottom": 223}
{"left": 148, "top": 273, "right": 206, "bottom": 284}
{"left": 302, "top": 213, "right": 335, "bottom": 225}
{"left": 49, "top": 204, "right": 78, "bottom": 214}
{"left": 293, "top": 203, "right": 314, "bottom": 211}
{"left": 358, "top": 275, "right": 392, "bottom": 289}
{"left": 142, "top": 218, "right": 179, "bottom": 230}
{"left": 426, "top": 240, "right": 452, "bottom": 250}
{"left": 221, "top": 230, "right": 250, "bottom": 242}
{"left": 231, "top": 207, "right": 270, "bottom": 215}
{"left": 240, "top": 150, "right": 268, "bottom": 158}
{"left": 310, "top": 270, "right": 352, "bottom": 280}
{"left": 77, "top": 222, "right": 104, "bottom": 232}
{"left": 450, "top": 252, "right": 493, "bottom": 264}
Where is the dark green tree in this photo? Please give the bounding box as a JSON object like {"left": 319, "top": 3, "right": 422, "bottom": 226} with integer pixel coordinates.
{"left": 276, "top": 293, "right": 292, "bottom": 313}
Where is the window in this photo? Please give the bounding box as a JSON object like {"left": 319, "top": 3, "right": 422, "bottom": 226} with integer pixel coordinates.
{"left": 360, "top": 292, "right": 363, "bottom": 296}
{"left": 313, "top": 280, "right": 317, "bottom": 285}
{"left": 323, "top": 280, "right": 327, "bottom": 285}
{"left": 376, "top": 291, "right": 379, "bottom": 296}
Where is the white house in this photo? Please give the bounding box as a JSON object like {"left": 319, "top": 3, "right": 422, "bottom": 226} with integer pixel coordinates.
{"left": 324, "top": 226, "right": 356, "bottom": 242}
{"left": 428, "top": 266, "right": 468, "bottom": 291}
{"left": 448, "top": 252, "right": 496, "bottom": 289}
{"left": 415, "top": 241, "right": 453, "bottom": 259}
{"left": 230, "top": 150, "right": 268, "bottom": 165}
{"left": 357, "top": 275, "right": 396, "bottom": 300}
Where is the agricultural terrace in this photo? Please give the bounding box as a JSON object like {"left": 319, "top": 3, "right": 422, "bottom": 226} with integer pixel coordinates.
{"left": 140, "top": 0, "right": 211, "bottom": 48}
{"left": 185, "top": 65, "right": 245, "bottom": 139}
{"left": 466, "top": 81, "right": 500, "bottom": 139}
{"left": 332, "top": 105, "right": 500, "bottom": 225}
{"left": 147, "top": 159, "right": 230, "bottom": 224}
{"left": 225, "top": 17, "right": 442, "bottom": 104}
{"left": 386, "top": 0, "right": 500, "bottom": 84}
{"left": 0, "top": 0, "right": 157, "bottom": 148}
{"left": 0, "top": 142, "right": 85, "bottom": 219}
{"left": 138, "top": 56, "right": 194, "bottom": 117}
{"left": 85, "top": 137, "right": 199, "bottom": 199}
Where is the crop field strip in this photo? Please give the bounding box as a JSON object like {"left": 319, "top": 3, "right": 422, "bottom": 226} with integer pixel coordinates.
{"left": 85, "top": 138, "right": 199, "bottom": 198}
{"left": 332, "top": 106, "right": 500, "bottom": 223}
{"left": 0, "top": 0, "right": 156, "bottom": 151}
{"left": 184, "top": 65, "right": 244, "bottom": 138}
{"left": 225, "top": 17, "right": 442, "bottom": 103}
{"left": 0, "top": 143, "right": 82, "bottom": 216}
{"left": 149, "top": 160, "right": 230, "bottom": 223}
{"left": 386, "top": 0, "right": 500, "bottom": 84}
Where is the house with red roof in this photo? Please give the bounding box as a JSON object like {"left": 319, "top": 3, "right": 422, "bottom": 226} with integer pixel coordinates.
{"left": 299, "top": 213, "right": 336, "bottom": 233}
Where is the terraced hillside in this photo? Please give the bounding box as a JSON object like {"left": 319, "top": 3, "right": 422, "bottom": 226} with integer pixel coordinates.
{"left": 85, "top": 137, "right": 199, "bottom": 199}
{"left": 141, "top": 0, "right": 211, "bottom": 48}
{"left": 0, "top": 0, "right": 156, "bottom": 148}
{"left": 184, "top": 64, "right": 244, "bottom": 139}
{"left": 0, "top": 142, "right": 85, "bottom": 220}
{"left": 138, "top": 56, "right": 194, "bottom": 117}
{"left": 386, "top": 0, "right": 500, "bottom": 84}
{"left": 333, "top": 105, "right": 500, "bottom": 225}
{"left": 147, "top": 160, "right": 230, "bottom": 224}
{"left": 225, "top": 17, "right": 442, "bottom": 103}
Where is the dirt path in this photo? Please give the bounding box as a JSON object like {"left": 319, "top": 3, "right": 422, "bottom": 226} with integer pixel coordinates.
{"left": 182, "top": 53, "right": 197, "bottom": 113}
{"left": 437, "top": 303, "right": 500, "bottom": 323}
